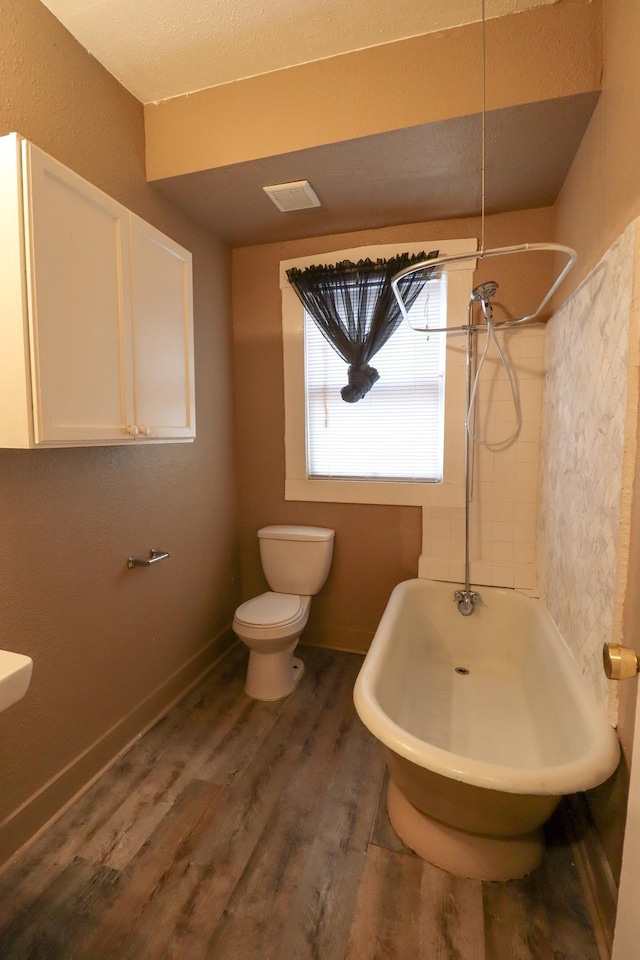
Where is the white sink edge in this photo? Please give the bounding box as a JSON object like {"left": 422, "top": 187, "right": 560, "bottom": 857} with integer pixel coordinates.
{"left": 0, "top": 650, "right": 33, "bottom": 712}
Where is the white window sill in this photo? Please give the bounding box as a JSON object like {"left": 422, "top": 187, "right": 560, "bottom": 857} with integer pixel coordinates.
{"left": 285, "top": 477, "right": 465, "bottom": 507}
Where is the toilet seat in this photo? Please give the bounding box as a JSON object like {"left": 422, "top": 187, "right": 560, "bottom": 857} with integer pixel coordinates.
{"left": 234, "top": 591, "right": 304, "bottom": 629}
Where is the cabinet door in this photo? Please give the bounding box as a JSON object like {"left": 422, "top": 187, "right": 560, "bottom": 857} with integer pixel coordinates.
{"left": 23, "top": 143, "right": 134, "bottom": 444}
{"left": 129, "top": 215, "right": 195, "bottom": 440}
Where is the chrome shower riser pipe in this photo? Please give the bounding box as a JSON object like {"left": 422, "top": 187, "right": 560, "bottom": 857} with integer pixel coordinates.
{"left": 464, "top": 320, "right": 472, "bottom": 592}
{"left": 454, "top": 307, "right": 481, "bottom": 617}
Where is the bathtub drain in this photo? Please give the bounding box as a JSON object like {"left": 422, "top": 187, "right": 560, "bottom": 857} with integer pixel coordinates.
{"left": 455, "top": 667, "right": 470, "bottom": 675}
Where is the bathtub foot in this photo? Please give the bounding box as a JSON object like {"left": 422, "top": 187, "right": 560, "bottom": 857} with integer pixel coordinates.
{"left": 386, "top": 779, "right": 545, "bottom": 881}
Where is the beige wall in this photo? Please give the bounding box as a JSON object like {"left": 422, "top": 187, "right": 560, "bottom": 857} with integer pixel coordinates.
{"left": 0, "top": 0, "right": 239, "bottom": 867}
{"left": 232, "top": 207, "right": 554, "bottom": 652}
{"left": 554, "top": 0, "right": 640, "bottom": 300}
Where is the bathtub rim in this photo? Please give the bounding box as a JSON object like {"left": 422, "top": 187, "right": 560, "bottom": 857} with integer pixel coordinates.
{"left": 353, "top": 578, "right": 620, "bottom": 796}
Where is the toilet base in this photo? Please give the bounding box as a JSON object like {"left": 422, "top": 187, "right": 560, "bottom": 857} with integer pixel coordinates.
{"left": 245, "top": 643, "right": 305, "bottom": 701}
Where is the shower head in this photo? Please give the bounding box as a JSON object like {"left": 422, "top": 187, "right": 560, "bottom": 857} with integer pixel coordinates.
{"left": 470, "top": 281, "right": 499, "bottom": 302}
{"left": 470, "top": 280, "right": 499, "bottom": 321}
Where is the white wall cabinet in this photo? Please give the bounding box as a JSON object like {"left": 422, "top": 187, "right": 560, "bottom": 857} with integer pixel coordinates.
{"left": 0, "top": 133, "right": 195, "bottom": 447}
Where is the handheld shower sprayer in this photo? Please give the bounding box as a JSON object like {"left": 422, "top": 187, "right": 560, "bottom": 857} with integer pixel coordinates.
{"left": 466, "top": 276, "right": 521, "bottom": 452}
{"left": 470, "top": 281, "right": 499, "bottom": 320}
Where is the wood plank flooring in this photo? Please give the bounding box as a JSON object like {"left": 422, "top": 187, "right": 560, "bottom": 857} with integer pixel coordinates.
{"left": 0, "top": 643, "right": 603, "bottom": 960}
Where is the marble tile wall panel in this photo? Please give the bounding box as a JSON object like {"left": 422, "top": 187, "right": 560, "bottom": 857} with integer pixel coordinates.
{"left": 539, "top": 224, "right": 635, "bottom": 712}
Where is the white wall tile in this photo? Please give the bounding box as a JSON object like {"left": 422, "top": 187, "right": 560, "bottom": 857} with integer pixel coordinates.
{"left": 422, "top": 314, "right": 544, "bottom": 593}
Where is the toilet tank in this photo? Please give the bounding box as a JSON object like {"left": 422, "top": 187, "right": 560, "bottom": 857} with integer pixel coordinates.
{"left": 258, "top": 525, "right": 335, "bottom": 595}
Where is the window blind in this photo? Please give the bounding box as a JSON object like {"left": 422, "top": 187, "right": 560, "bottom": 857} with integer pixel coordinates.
{"left": 304, "top": 276, "right": 447, "bottom": 481}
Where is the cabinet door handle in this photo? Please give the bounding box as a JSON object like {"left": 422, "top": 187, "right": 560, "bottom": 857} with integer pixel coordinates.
{"left": 126, "top": 425, "right": 152, "bottom": 438}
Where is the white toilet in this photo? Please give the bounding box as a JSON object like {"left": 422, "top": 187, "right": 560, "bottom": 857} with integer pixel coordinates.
{"left": 233, "top": 525, "right": 335, "bottom": 700}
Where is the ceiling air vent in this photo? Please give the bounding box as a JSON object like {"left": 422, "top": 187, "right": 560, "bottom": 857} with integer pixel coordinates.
{"left": 263, "top": 180, "right": 321, "bottom": 212}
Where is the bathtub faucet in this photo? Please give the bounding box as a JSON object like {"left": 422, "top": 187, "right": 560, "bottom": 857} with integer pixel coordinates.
{"left": 454, "top": 588, "right": 481, "bottom": 616}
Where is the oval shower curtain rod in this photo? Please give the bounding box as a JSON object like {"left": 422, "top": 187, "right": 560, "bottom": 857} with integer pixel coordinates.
{"left": 391, "top": 242, "right": 577, "bottom": 334}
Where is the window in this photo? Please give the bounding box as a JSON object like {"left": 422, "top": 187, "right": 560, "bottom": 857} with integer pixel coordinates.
{"left": 281, "top": 240, "right": 476, "bottom": 507}
{"left": 304, "top": 278, "right": 445, "bottom": 481}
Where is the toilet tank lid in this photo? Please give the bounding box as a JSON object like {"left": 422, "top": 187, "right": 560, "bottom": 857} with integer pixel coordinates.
{"left": 258, "top": 525, "right": 335, "bottom": 542}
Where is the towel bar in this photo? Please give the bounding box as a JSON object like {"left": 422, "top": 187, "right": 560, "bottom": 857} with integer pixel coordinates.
{"left": 128, "top": 548, "right": 170, "bottom": 569}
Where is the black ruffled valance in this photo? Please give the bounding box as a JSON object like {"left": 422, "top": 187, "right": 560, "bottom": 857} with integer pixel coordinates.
{"left": 287, "top": 250, "right": 439, "bottom": 402}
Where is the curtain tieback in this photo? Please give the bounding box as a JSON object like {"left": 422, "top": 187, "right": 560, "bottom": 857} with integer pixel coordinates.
{"left": 341, "top": 363, "right": 380, "bottom": 403}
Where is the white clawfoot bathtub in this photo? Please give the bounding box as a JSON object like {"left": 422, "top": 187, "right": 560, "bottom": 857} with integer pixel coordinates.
{"left": 353, "top": 578, "right": 620, "bottom": 881}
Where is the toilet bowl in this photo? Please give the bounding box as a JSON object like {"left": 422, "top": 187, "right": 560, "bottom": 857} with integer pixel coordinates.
{"left": 233, "top": 593, "right": 311, "bottom": 700}
{"left": 233, "top": 525, "right": 334, "bottom": 701}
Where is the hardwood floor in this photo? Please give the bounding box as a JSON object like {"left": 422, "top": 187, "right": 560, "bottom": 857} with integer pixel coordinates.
{"left": 0, "top": 644, "right": 602, "bottom": 960}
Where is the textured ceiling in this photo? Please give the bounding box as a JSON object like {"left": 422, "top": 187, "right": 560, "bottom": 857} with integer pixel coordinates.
{"left": 39, "top": 0, "right": 560, "bottom": 103}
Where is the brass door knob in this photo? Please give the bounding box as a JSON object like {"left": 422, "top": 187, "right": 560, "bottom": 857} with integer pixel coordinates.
{"left": 603, "top": 643, "right": 640, "bottom": 680}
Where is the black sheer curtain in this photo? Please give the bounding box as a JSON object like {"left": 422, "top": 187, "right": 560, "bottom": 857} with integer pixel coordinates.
{"left": 287, "top": 250, "right": 439, "bottom": 402}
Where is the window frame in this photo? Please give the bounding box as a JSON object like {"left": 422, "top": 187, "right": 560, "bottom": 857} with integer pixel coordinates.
{"left": 280, "top": 239, "right": 477, "bottom": 507}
